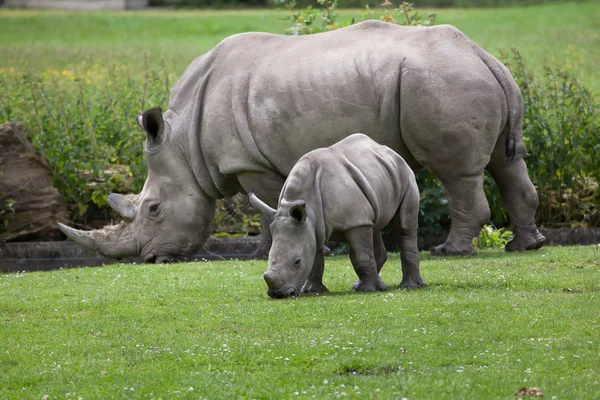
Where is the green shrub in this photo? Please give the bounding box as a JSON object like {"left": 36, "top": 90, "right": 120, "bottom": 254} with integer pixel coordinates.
{"left": 0, "top": 61, "right": 171, "bottom": 224}
{"left": 499, "top": 49, "right": 600, "bottom": 228}
{"left": 472, "top": 224, "right": 513, "bottom": 249}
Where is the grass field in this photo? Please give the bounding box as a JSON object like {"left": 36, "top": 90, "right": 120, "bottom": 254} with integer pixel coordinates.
{"left": 1, "top": 246, "right": 599, "bottom": 398}
{"left": 0, "top": 2, "right": 599, "bottom": 91}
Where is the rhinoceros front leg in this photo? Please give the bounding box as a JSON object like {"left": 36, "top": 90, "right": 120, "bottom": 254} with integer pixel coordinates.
{"left": 352, "top": 232, "right": 387, "bottom": 289}
{"left": 252, "top": 214, "right": 272, "bottom": 259}
{"left": 486, "top": 148, "right": 545, "bottom": 251}
{"left": 301, "top": 249, "right": 329, "bottom": 294}
{"left": 238, "top": 171, "right": 286, "bottom": 260}
{"left": 345, "top": 226, "right": 388, "bottom": 292}
{"left": 431, "top": 174, "right": 490, "bottom": 256}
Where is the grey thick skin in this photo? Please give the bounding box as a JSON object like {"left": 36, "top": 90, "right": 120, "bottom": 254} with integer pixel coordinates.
{"left": 250, "top": 134, "right": 425, "bottom": 298}
{"left": 58, "top": 20, "right": 544, "bottom": 262}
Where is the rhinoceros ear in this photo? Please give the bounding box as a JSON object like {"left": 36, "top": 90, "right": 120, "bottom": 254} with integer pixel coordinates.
{"left": 290, "top": 202, "right": 307, "bottom": 225}
{"left": 138, "top": 108, "right": 164, "bottom": 145}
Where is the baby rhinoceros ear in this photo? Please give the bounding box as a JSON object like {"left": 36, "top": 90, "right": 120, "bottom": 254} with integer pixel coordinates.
{"left": 289, "top": 202, "right": 307, "bottom": 224}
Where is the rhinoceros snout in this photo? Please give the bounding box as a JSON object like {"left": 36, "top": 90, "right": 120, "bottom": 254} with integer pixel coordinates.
{"left": 267, "top": 287, "right": 298, "bottom": 299}
{"left": 264, "top": 270, "right": 298, "bottom": 299}
{"left": 263, "top": 270, "right": 278, "bottom": 288}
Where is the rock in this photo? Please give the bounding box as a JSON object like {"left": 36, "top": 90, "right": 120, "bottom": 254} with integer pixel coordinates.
{"left": 0, "top": 123, "right": 68, "bottom": 242}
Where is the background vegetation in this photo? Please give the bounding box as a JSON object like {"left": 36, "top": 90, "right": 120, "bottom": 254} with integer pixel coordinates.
{"left": 147, "top": 0, "right": 594, "bottom": 9}
{"left": 1, "top": 246, "right": 599, "bottom": 398}
{"left": 0, "top": 1, "right": 599, "bottom": 236}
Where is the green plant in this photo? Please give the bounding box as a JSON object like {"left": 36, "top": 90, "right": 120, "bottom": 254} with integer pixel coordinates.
{"left": 0, "top": 62, "right": 171, "bottom": 225}
{"left": 275, "top": 0, "right": 341, "bottom": 35}
{"left": 472, "top": 224, "right": 513, "bottom": 249}
{"left": 276, "top": 0, "right": 436, "bottom": 35}
{"left": 416, "top": 169, "right": 450, "bottom": 239}
{"left": 500, "top": 49, "right": 600, "bottom": 228}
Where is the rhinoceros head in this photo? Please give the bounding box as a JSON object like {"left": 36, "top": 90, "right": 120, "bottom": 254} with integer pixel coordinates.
{"left": 249, "top": 192, "right": 317, "bottom": 298}
{"left": 59, "top": 108, "right": 216, "bottom": 263}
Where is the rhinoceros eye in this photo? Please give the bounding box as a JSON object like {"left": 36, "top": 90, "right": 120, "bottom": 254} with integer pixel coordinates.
{"left": 149, "top": 203, "right": 160, "bottom": 213}
{"left": 293, "top": 258, "right": 301, "bottom": 268}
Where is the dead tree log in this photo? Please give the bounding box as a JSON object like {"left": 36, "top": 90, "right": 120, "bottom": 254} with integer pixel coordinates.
{"left": 0, "top": 123, "right": 68, "bottom": 241}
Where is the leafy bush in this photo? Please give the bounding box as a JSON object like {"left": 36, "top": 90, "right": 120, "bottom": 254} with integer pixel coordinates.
{"left": 0, "top": 61, "right": 171, "bottom": 224}
{"left": 472, "top": 224, "right": 512, "bottom": 249}
{"left": 500, "top": 49, "right": 600, "bottom": 228}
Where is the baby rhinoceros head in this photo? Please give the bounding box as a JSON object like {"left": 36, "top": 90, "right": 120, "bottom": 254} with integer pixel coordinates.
{"left": 249, "top": 193, "right": 317, "bottom": 298}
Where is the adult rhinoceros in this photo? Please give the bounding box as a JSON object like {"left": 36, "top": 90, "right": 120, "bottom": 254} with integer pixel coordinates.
{"left": 59, "top": 20, "right": 545, "bottom": 263}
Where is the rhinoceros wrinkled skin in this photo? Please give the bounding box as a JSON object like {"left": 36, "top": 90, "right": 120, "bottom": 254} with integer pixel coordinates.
{"left": 249, "top": 134, "right": 425, "bottom": 298}
{"left": 58, "top": 20, "right": 545, "bottom": 262}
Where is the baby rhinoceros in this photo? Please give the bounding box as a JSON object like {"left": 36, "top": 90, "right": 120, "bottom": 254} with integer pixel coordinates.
{"left": 248, "top": 133, "right": 426, "bottom": 298}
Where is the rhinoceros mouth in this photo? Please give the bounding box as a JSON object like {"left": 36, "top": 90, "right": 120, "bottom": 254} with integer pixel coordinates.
{"left": 267, "top": 284, "right": 299, "bottom": 299}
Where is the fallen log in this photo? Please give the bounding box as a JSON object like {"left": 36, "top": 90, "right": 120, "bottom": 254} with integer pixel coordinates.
{"left": 0, "top": 123, "right": 68, "bottom": 241}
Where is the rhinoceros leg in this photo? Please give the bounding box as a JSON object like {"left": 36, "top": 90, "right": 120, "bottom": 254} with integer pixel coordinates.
{"left": 352, "top": 232, "right": 387, "bottom": 289}
{"left": 239, "top": 171, "right": 286, "bottom": 259}
{"left": 373, "top": 232, "right": 387, "bottom": 273}
{"left": 486, "top": 147, "right": 545, "bottom": 251}
{"left": 430, "top": 174, "right": 490, "bottom": 256}
{"left": 345, "top": 226, "right": 388, "bottom": 292}
{"left": 392, "top": 189, "right": 426, "bottom": 289}
{"left": 301, "top": 249, "right": 329, "bottom": 294}
{"left": 252, "top": 214, "right": 273, "bottom": 259}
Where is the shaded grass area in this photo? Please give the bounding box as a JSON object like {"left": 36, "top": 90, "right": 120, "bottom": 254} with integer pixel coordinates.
{"left": 1, "top": 246, "right": 599, "bottom": 398}
{"left": 0, "top": 2, "right": 599, "bottom": 91}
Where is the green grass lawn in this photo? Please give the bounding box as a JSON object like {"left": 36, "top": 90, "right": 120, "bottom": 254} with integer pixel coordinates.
{"left": 0, "top": 1, "right": 599, "bottom": 92}
{"left": 1, "top": 245, "right": 599, "bottom": 398}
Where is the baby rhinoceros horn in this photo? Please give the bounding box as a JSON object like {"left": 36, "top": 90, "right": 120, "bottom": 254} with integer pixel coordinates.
{"left": 248, "top": 190, "right": 276, "bottom": 219}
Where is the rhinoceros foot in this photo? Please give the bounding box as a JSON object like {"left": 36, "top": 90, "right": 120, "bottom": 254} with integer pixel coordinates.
{"left": 430, "top": 242, "right": 478, "bottom": 256}
{"left": 505, "top": 228, "right": 545, "bottom": 252}
{"left": 301, "top": 281, "right": 329, "bottom": 294}
{"left": 400, "top": 277, "right": 427, "bottom": 290}
{"left": 352, "top": 278, "right": 388, "bottom": 292}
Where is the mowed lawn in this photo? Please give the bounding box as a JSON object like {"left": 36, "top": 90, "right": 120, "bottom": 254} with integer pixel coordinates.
{"left": 0, "top": 1, "right": 599, "bottom": 92}
{"left": 1, "top": 246, "right": 599, "bottom": 399}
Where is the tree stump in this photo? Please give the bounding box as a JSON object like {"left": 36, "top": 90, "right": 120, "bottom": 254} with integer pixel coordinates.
{"left": 0, "top": 123, "right": 68, "bottom": 242}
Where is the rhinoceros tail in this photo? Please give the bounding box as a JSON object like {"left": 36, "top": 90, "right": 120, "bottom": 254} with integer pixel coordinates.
{"left": 476, "top": 49, "right": 523, "bottom": 160}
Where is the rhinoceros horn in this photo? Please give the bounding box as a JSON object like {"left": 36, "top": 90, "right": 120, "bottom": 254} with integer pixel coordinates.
{"left": 107, "top": 193, "right": 139, "bottom": 221}
{"left": 248, "top": 190, "right": 276, "bottom": 219}
{"left": 58, "top": 222, "right": 137, "bottom": 259}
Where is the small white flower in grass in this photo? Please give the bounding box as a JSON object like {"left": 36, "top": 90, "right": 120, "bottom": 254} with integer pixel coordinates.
{"left": 188, "top": 387, "right": 194, "bottom": 391}
{"left": 324, "top": 379, "right": 329, "bottom": 384}
{"left": 294, "top": 392, "right": 299, "bottom": 396}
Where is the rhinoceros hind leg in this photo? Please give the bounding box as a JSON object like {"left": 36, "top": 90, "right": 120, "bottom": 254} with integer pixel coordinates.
{"left": 301, "top": 249, "right": 329, "bottom": 294}
{"left": 429, "top": 174, "right": 490, "bottom": 257}
{"left": 486, "top": 151, "right": 545, "bottom": 252}
{"left": 431, "top": 242, "right": 478, "bottom": 256}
